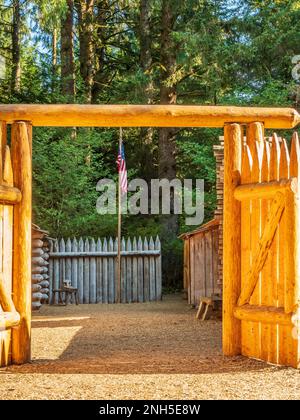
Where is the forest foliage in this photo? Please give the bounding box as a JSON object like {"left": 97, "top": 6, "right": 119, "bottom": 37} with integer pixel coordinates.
{"left": 0, "top": 0, "right": 299, "bottom": 287}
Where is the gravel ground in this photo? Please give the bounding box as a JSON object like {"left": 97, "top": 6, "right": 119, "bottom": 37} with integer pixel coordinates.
{"left": 0, "top": 294, "right": 299, "bottom": 400}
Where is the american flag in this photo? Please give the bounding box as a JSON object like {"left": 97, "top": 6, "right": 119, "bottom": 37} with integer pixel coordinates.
{"left": 117, "top": 143, "right": 127, "bottom": 194}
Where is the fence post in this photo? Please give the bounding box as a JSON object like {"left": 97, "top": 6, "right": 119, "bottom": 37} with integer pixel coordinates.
{"left": 126, "top": 238, "right": 132, "bottom": 303}
{"left": 78, "top": 238, "right": 84, "bottom": 303}
{"left": 223, "top": 123, "right": 242, "bottom": 356}
{"left": 90, "top": 238, "right": 96, "bottom": 303}
{"left": 96, "top": 238, "right": 102, "bottom": 303}
{"left": 149, "top": 237, "right": 156, "bottom": 301}
{"left": 132, "top": 237, "right": 138, "bottom": 302}
{"left": 155, "top": 236, "right": 162, "bottom": 300}
{"left": 11, "top": 121, "right": 32, "bottom": 364}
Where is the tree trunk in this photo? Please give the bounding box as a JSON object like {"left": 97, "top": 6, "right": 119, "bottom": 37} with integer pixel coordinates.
{"left": 92, "top": 0, "right": 108, "bottom": 103}
{"left": 11, "top": 0, "right": 21, "bottom": 95}
{"left": 61, "top": 0, "right": 75, "bottom": 102}
{"left": 76, "top": 0, "right": 94, "bottom": 103}
{"left": 52, "top": 28, "right": 57, "bottom": 93}
{"left": 139, "top": 0, "right": 154, "bottom": 182}
{"left": 158, "top": 0, "right": 179, "bottom": 287}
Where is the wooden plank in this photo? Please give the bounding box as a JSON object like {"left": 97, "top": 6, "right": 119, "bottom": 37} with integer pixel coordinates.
{"left": 193, "top": 237, "right": 201, "bottom": 303}
{"left": 0, "top": 104, "right": 299, "bottom": 128}
{"left": 288, "top": 132, "right": 300, "bottom": 313}
{"left": 126, "top": 238, "right": 132, "bottom": 303}
{"left": 0, "top": 141, "right": 12, "bottom": 366}
{"left": 278, "top": 139, "right": 293, "bottom": 366}
{"left": 285, "top": 132, "right": 300, "bottom": 368}
{"left": 223, "top": 123, "right": 242, "bottom": 356}
{"left": 149, "top": 237, "right": 156, "bottom": 301}
{"left": 120, "top": 238, "right": 126, "bottom": 303}
{"left": 53, "top": 240, "right": 60, "bottom": 304}
{"left": 260, "top": 141, "right": 271, "bottom": 363}
{"left": 143, "top": 238, "right": 150, "bottom": 302}
{"left": 11, "top": 121, "right": 32, "bottom": 364}
{"left": 240, "top": 144, "right": 253, "bottom": 357}
{"left": 189, "top": 237, "right": 195, "bottom": 306}
{"left": 155, "top": 236, "right": 162, "bottom": 300}
{"left": 205, "top": 231, "right": 213, "bottom": 297}
{"left": 89, "top": 238, "right": 96, "bottom": 304}
{"left": 0, "top": 122, "right": 7, "bottom": 173}
{"left": 137, "top": 237, "right": 143, "bottom": 302}
{"left": 102, "top": 238, "right": 108, "bottom": 303}
{"left": 212, "top": 228, "right": 219, "bottom": 294}
{"left": 186, "top": 239, "right": 191, "bottom": 304}
{"left": 132, "top": 237, "right": 138, "bottom": 302}
{"left": 108, "top": 237, "right": 115, "bottom": 303}
{"left": 248, "top": 139, "right": 263, "bottom": 360}
{"left": 0, "top": 203, "right": 13, "bottom": 366}
{"left": 78, "top": 238, "right": 84, "bottom": 304}
{"left": 65, "top": 238, "right": 72, "bottom": 282}
{"left": 83, "top": 238, "right": 90, "bottom": 304}
{"left": 267, "top": 134, "right": 281, "bottom": 364}
{"left": 71, "top": 238, "right": 78, "bottom": 290}
{"left": 96, "top": 238, "right": 102, "bottom": 303}
{"left": 59, "top": 238, "right": 66, "bottom": 288}
{"left": 234, "top": 305, "right": 292, "bottom": 326}
{"left": 48, "top": 241, "right": 53, "bottom": 304}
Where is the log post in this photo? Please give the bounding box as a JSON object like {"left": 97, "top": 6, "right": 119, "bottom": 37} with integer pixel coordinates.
{"left": 11, "top": 121, "right": 32, "bottom": 364}
{"left": 223, "top": 123, "right": 242, "bottom": 356}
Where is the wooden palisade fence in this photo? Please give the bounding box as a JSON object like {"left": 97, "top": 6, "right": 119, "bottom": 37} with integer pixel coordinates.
{"left": 223, "top": 122, "right": 300, "bottom": 368}
{"left": 49, "top": 236, "right": 162, "bottom": 304}
{"left": 1, "top": 105, "right": 300, "bottom": 369}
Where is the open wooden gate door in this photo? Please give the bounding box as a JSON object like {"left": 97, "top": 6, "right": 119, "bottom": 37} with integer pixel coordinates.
{"left": 223, "top": 122, "right": 300, "bottom": 368}
{"left": 0, "top": 121, "right": 32, "bottom": 367}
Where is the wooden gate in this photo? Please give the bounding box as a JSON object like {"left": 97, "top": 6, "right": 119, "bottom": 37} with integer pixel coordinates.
{"left": 0, "top": 104, "right": 300, "bottom": 368}
{"left": 223, "top": 122, "right": 300, "bottom": 368}
{"left": 0, "top": 121, "right": 32, "bottom": 367}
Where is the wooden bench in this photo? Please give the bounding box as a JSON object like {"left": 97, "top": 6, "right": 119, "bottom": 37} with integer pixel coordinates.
{"left": 196, "top": 295, "right": 222, "bottom": 320}
{"left": 51, "top": 283, "right": 79, "bottom": 306}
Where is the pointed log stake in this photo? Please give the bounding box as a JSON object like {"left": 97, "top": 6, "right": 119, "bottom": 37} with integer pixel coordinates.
{"left": 223, "top": 123, "right": 242, "bottom": 356}
{"left": 285, "top": 132, "right": 300, "bottom": 314}
{"left": 0, "top": 105, "right": 299, "bottom": 128}
{"left": 3, "top": 146, "right": 13, "bottom": 186}
{"left": 11, "top": 121, "right": 32, "bottom": 364}
{"left": 0, "top": 121, "right": 7, "bottom": 180}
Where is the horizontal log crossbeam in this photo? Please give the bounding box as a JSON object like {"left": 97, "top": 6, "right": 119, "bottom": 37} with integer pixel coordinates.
{"left": 234, "top": 178, "right": 298, "bottom": 201}
{"left": 0, "top": 312, "right": 21, "bottom": 329}
{"left": 0, "top": 184, "right": 22, "bottom": 204}
{"left": 0, "top": 275, "right": 20, "bottom": 330}
{"left": 0, "top": 105, "right": 299, "bottom": 128}
{"left": 234, "top": 304, "right": 292, "bottom": 326}
{"left": 49, "top": 250, "right": 161, "bottom": 258}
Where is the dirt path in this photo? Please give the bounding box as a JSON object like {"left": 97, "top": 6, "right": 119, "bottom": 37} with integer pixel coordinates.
{"left": 0, "top": 295, "right": 299, "bottom": 399}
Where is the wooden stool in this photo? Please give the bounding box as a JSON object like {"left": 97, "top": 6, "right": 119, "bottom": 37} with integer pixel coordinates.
{"left": 51, "top": 286, "right": 79, "bottom": 306}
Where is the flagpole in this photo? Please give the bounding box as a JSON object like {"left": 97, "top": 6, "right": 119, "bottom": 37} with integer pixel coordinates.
{"left": 117, "top": 128, "right": 122, "bottom": 303}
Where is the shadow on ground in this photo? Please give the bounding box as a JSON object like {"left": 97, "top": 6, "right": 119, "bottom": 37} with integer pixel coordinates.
{"left": 4, "top": 295, "right": 278, "bottom": 375}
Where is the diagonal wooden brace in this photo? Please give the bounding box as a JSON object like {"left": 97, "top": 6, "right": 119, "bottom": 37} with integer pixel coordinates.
{"left": 238, "top": 191, "right": 285, "bottom": 306}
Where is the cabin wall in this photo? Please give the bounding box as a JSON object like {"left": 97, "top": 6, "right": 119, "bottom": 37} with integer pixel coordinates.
{"left": 186, "top": 226, "right": 221, "bottom": 306}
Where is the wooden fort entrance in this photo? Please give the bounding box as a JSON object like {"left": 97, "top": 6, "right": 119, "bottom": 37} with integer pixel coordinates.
{"left": 0, "top": 105, "right": 299, "bottom": 368}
